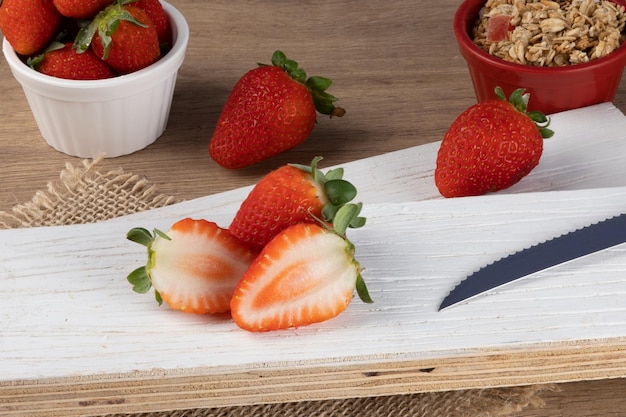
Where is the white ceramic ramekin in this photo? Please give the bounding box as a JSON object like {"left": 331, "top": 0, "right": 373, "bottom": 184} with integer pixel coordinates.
{"left": 1, "top": 1, "right": 189, "bottom": 158}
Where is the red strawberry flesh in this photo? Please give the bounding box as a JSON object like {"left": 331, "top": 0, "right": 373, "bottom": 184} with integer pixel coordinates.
{"left": 486, "top": 14, "right": 512, "bottom": 43}
{"left": 230, "top": 223, "right": 359, "bottom": 331}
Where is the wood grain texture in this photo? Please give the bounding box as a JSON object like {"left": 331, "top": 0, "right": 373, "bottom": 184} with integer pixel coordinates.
{"left": 4, "top": 0, "right": 626, "bottom": 415}
{"left": 4, "top": 165, "right": 626, "bottom": 414}
{"left": 5, "top": 186, "right": 626, "bottom": 378}
{"left": 0, "top": 0, "right": 470, "bottom": 213}
{"left": 513, "top": 378, "right": 626, "bottom": 417}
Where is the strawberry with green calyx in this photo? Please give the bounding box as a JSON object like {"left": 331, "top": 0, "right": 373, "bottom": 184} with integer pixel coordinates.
{"left": 230, "top": 203, "right": 372, "bottom": 332}
{"left": 127, "top": 218, "right": 259, "bottom": 314}
{"left": 209, "top": 50, "right": 346, "bottom": 169}
{"left": 0, "top": 0, "right": 62, "bottom": 56}
{"left": 435, "top": 87, "right": 553, "bottom": 198}
{"left": 74, "top": 0, "right": 160, "bottom": 74}
{"left": 228, "top": 156, "right": 360, "bottom": 250}
{"left": 268, "top": 50, "right": 346, "bottom": 118}
{"left": 27, "top": 41, "right": 115, "bottom": 80}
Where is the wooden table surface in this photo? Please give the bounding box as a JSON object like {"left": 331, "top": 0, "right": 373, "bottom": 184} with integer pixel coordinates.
{"left": 2, "top": 0, "right": 626, "bottom": 415}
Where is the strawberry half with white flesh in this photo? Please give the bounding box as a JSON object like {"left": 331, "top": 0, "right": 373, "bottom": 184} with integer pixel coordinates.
{"left": 127, "top": 218, "right": 258, "bottom": 314}
{"left": 230, "top": 203, "right": 372, "bottom": 332}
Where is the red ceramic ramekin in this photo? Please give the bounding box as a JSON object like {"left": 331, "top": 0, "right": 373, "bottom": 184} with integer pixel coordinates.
{"left": 454, "top": 0, "right": 626, "bottom": 114}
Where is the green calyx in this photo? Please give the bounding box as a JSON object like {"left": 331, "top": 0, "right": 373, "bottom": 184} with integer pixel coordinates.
{"left": 290, "top": 156, "right": 363, "bottom": 230}
{"left": 293, "top": 156, "right": 372, "bottom": 305}
{"left": 126, "top": 226, "right": 170, "bottom": 305}
{"left": 265, "top": 50, "right": 346, "bottom": 118}
{"left": 332, "top": 202, "right": 372, "bottom": 304}
{"left": 73, "top": 0, "right": 147, "bottom": 59}
{"left": 26, "top": 41, "right": 66, "bottom": 69}
{"left": 27, "top": 29, "right": 74, "bottom": 70}
{"left": 495, "top": 86, "right": 554, "bottom": 139}
{"left": 306, "top": 190, "right": 372, "bottom": 305}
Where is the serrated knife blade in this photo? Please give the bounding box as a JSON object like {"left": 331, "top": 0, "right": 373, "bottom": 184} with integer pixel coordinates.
{"left": 438, "top": 212, "right": 626, "bottom": 311}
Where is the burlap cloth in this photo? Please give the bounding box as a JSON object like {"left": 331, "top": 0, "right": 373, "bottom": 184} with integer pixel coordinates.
{"left": 0, "top": 158, "right": 557, "bottom": 416}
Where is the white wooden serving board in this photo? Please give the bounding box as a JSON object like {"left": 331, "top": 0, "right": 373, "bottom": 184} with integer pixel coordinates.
{"left": 3, "top": 102, "right": 626, "bottom": 416}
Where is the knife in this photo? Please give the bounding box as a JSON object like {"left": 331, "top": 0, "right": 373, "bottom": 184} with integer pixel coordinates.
{"left": 439, "top": 212, "right": 626, "bottom": 310}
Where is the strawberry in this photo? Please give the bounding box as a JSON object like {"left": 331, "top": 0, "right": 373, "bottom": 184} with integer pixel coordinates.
{"left": 0, "top": 0, "right": 62, "bottom": 56}
{"left": 228, "top": 156, "right": 358, "bottom": 250}
{"left": 435, "top": 87, "right": 554, "bottom": 198}
{"left": 52, "top": 0, "right": 113, "bottom": 18}
{"left": 27, "top": 42, "right": 115, "bottom": 80}
{"left": 133, "top": 0, "right": 171, "bottom": 47}
{"left": 127, "top": 218, "right": 258, "bottom": 314}
{"left": 74, "top": 0, "right": 160, "bottom": 74}
{"left": 209, "top": 50, "right": 346, "bottom": 169}
{"left": 230, "top": 204, "right": 372, "bottom": 332}
{"left": 486, "top": 14, "right": 512, "bottom": 43}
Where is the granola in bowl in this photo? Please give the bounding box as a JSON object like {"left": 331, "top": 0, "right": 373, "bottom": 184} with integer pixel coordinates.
{"left": 473, "top": 0, "right": 626, "bottom": 66}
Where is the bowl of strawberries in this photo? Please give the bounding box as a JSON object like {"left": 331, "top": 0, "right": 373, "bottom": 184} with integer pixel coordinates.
{"left": 454, "top": 0, "right": 626, "bottom": 115}
{"left": 1, "top": 0, "right": 189, "bottom": 158}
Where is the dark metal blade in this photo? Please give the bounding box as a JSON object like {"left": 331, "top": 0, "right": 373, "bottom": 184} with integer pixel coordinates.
{"left": 439, "top": 212, "right": 626, "bottom": 311}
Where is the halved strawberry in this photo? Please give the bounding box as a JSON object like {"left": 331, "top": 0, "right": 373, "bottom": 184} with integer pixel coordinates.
{"left": 127, "top": 218, "right": 258, "bottom": 314}
{"left": 230, "top": 204, "right": 372, "bottom": 332}
{"left": 229, "top": 156, "right": 358, "bottom": 250}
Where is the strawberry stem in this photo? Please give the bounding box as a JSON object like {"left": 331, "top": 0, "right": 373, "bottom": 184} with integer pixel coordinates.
{"left": 26, "top": 41, "right": 66, "bottom": 69}
{"left": 308, "top": 201, "right": 372, "bottom": 304}
{"left": 333, "top": 202, "right": 366, "bottom": 236}
{"left": 127, "top": 266, "right": 152, "bottom": 294}
{"left": 127, "top": 227, "right": 154, "bottom": 246}
{"left": 268, "top": 50, "right": 346, "bottom": 117}
{"left": 356, "top": 275, "right": 373, "bottom": 304}
{"left": 126, "top": 226, "right": 168, "bottom": 305}
{"left": 290, "top": 156, "right": 360, "bottom": 227}
{"left": 74, "top": 0, "right": 148, "bottom": 59}
{"left": 495, "top": 86, "right": 554, "bottom": 139}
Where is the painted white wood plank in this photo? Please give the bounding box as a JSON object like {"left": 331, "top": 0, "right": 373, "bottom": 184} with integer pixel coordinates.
{"left": 3, "top": 187, "right": 626, "bottom": 382}
{"left": 99, "top": 102, "right": 626, "bottom": 226}
{"left": 3, "top": 102, "right": 626, "bottom": 385}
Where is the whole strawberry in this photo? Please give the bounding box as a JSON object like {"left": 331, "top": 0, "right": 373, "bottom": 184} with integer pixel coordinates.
{"left": 74, "top": 0, "right": 160, "bottom": 74}
{"left": 209, "top": 50, "right": 346, "bottom": 169}
{"left": 0, "top": 0, "right": 62, "bottom": 56}
{"left": 52, "top": 0, "right": 113, "bottom": 18}
{"left": 228, "top": 156, "right": 360, "bottom": 250}
{"left": 435, "top": 87, "right": 554, "bottom": 198}
{"left": 133, "top": 0, "right": 171, "bottom": 46}
{"left": 28, "top": 42, "right": 115, "bottom": 80}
